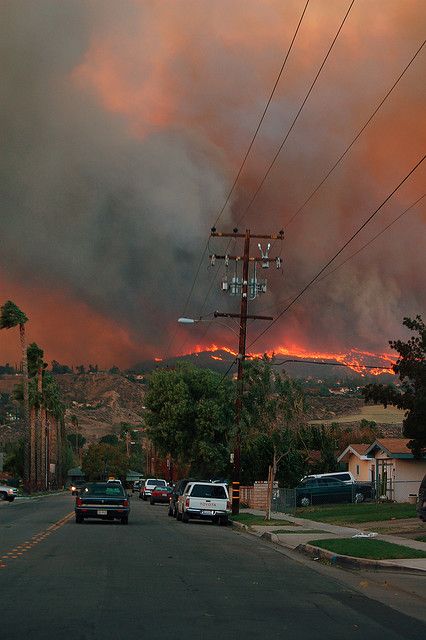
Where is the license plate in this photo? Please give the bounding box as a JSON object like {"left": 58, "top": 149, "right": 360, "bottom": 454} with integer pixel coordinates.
{"left": 201, "top": 510, "right": 214, "bottom": 515}
{"left": 97, "top": 509, "right": 107, "bottom": 515}
{"left": 161, "top": 493, "right": 167, "bottom": 497}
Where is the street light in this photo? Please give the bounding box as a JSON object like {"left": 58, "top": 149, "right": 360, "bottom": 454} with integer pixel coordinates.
{"left": 178, "top": 314, "right": 241, "bottom": 337}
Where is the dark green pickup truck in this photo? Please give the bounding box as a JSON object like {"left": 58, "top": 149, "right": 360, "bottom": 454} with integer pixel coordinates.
{"left": 295, "top": 476, "right": 372, "bottom": 507}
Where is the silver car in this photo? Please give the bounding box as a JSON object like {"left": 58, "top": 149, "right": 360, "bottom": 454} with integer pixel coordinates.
{"left": 0, "top": 484, "right": 18, "bottom": 502}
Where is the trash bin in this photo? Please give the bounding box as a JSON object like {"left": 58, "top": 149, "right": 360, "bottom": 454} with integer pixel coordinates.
{"left": 408, "top": 494, "right": 417, "bottom": 504}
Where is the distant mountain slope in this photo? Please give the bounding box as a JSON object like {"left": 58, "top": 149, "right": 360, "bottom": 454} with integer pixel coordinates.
{"left": 56, "top": 373, "right": 146, "bottom": 443}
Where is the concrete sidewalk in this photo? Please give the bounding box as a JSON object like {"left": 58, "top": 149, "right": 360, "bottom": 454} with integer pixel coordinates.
{"left": 234, "top": 509, "right": 426, "bottom": 573}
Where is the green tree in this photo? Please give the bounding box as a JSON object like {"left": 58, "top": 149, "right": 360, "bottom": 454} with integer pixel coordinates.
{"left": 3, "top": 438, "right": 25, "bottom": 478}
{"left": 82, "top": 443, "right": 128, "bottom": 481}
{"left": 99, "top": 433, "right": 119, "bottom": 446}
{"left": 108, "top": 365, "right": 120, "bottom": 374}
{"left": 14, "top": 347, "right": 65, "bottom": 490}
{"left": 242, "top": 357, "right": 306, "bottom": 517}
{"left": 0, "top": 301, "right": 31, "bottom": 488}
{"left": 363, "top": 315, "right": 425, "bottom": 455}
{"left": 145, "top": 363, "right": 234, "bottom": 477}
{"left": 51, "top": 360, "right": 72, "bottom": 374}
{"left": 67, "top": 433, "right": 86, "bottom": 451}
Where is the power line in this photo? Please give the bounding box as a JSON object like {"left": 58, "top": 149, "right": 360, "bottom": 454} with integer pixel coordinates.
{"left": 269, "top": 358, "right": 393, "bottom": 370}
{"left": 265, "top": 191, "right": 426, "bottom": 314}
{"left": 215, "top": 358, "right": 238, "bottom": 390}
{"left": 317, "top": 192, "right": 426, "bottom": 282}
{"left": 283, "top": 38, "right": 426, "bottom": 229}
{"left": 212, "top": 0, "right": 310, "bottom": 229}
{"left": 249, "top": 152, "right": 426, "bottom": 349}
{"left": 164, "top": 1, "right": 310, "bottom": 359}
{"left": 235, "top": 0, "right": 356, "bottom": 226}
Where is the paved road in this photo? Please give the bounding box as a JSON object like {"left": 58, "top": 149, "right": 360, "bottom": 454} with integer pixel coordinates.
{"left": 1, "top": 494, "right": 425, "bottom": 639}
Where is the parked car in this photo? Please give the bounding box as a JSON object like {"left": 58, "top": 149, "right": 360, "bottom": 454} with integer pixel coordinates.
{"left": 177, "top": 481, "right": 231, "bottom": 525}
{"left": 139, "top": 478, "right": 167, "bottom": 501}
{"left": 417, "top": 474, "right": 426, "bottom": 522}
{"left": 295, "top": 476, "right": 371, "bottom": 507}
{"left": 302, "top": 471, "right": 356, "bottom": 485}
{"left": 132, "top": 479, "right": 144, "bottom": 493}
{"left": 150, "top": 485, "right": 173, "bottom": 505}
{"left": 168, "top": 478, "right": 196, "bottom": 517}
{"left": 75, "top": 482, "right": 130, "bottom": 524}
{"left": 0, "top": 484, "right": 18, "bottom": 502}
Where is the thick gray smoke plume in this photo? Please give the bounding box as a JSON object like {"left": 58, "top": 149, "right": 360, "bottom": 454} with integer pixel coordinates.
{"left": 1, "top": 1, "right": 425, "bottom": 361}
{"left": 0, "top": 1, "right": 229, "bottom": 353}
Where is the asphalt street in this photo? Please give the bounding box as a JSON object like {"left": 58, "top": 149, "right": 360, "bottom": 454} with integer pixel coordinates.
{"left": 1, "top": 494, "right": 425, "bottom": 640}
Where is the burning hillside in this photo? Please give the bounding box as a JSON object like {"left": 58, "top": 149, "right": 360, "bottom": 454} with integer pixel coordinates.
{"left": 185, "top": 343, "right": 394, "bottom": 376}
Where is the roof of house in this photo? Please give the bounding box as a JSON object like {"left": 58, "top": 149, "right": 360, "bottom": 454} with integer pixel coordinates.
{"left": 67, "top": 466, "right": 85, "bottom": 477}
{"left": 365, "top": 438, "right": 425, "bottom": 459}
{"left": 337, "top": 443, "right": 370, "bottom": 463}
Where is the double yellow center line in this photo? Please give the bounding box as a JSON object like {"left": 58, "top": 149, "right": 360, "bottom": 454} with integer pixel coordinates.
{"left": 0, "top": 511, "right": 74, "bottom": 569}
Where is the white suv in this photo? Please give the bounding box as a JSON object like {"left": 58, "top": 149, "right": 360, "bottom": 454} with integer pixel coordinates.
{"left": 177, "top": 482, "right": 230, "bottom": 525}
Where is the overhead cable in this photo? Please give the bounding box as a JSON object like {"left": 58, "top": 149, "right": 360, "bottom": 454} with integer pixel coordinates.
{"left": 235, "top": 0, "right": 356, "bottom": 225}
{"left": 249, "top": 152, "right": 426, "bottom": 348}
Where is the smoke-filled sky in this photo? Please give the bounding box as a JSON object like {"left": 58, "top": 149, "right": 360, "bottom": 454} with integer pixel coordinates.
{"left": 1, "top": 0, "right": 425, "bottom": 367}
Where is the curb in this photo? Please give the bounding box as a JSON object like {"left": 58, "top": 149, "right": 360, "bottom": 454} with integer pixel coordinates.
{"left": 15, "top": 491, "right": 67, "bottom": 501}
{"left": 230, "top": 521, "right": 426, "bottom": 574}
{"left": 298, "top": 543, "right": 426, "bottom": 574}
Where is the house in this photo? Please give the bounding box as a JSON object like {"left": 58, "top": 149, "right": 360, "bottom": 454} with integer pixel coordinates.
{"left": 366, "top": 439, "right": 426, "bottom": 502}
{"left": 337, "top": 443, "right": 371, "bottom": 481}
{"left": 338, "top": 439, "right": 426, "bottom": 502}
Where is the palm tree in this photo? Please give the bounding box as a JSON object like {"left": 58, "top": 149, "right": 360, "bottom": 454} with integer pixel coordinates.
{"left": 0, "top": 301, "right": 32, "bottom": 489}
{"left": 43, "top": 372, "right": 65, "bottom": 487}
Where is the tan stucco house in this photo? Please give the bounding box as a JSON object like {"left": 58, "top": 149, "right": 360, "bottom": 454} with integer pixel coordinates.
{"left": 337, "top": 443, "right": 371, "bottom": 481}
{"left": 338, "top": 439, "right": 426, "bottom": 502}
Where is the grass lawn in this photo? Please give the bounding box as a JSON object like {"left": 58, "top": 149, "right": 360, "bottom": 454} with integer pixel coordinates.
{"left": 416, "top": 535, "right": 426, "bottom": 543}
{"left": 309, "top": 538, "right": 426, "bottom": 560}
{"left": 232, "top": 513, "right": 295, "bottom": 527}
{"left": 295, "top": 502, "right": 416, "bottom": 525}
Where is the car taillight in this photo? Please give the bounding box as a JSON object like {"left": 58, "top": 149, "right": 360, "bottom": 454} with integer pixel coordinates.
{"left": 76, "top": 497, "right": 83, "bottom": 507}
{"left": 123, "top": 499, "right": 129, "bottom": 507}
{"left": 185, "top": 498, "right": 190, "bottom": 507}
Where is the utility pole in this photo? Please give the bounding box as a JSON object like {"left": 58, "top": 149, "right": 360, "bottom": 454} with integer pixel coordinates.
{"left": 210, "top": 227, "right": 283, "bottom": 514}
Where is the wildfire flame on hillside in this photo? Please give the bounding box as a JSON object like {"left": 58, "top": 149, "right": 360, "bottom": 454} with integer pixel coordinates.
{"left": 188, "top": 343, "right": 394, "bottom": 376}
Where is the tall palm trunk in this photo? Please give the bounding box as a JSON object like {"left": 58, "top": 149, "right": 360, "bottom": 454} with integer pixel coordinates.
{"left": 36, "top": 366, "right": 44, "bottom": 490}
{"left": 19, "top": 323, "right": 32, "bottom": 490}
{"left": 57, "top": 418, "right": 64, "bottom": 488}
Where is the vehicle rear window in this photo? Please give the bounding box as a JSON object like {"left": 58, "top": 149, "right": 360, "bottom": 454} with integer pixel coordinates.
{"left": 84, "top": 484, "right": 124, "bottom": 497}
{"left": 147, "top": 479, "right": 166, "bottom": 487}
{"left": 190, "top": 484, "right": 227, "bottom": 498}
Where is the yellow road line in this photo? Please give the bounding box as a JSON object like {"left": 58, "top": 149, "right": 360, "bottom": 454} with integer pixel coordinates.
{"left": 0, "top": 511, "right": 74, "bottom": 570}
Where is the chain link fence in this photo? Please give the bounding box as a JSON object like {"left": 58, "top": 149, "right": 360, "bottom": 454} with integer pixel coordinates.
{"left": 271, "top": 480, "right": 422, "bottom": 515}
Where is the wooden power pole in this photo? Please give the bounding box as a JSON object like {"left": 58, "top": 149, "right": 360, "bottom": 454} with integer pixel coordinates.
{"left": 210, "top": 228, "right": 283, "bottom": 514}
